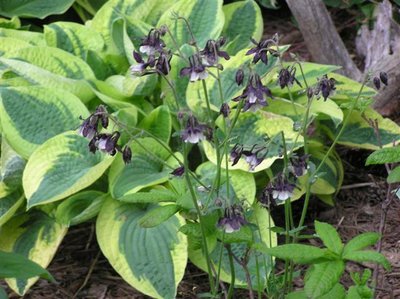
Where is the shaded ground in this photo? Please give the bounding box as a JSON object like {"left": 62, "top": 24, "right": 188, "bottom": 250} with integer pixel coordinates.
{"left": 3, "top": 5, "right": 400, "bottom": 299}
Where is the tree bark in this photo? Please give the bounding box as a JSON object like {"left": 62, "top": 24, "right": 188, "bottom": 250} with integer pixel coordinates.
{"left": 286, "top": 0, "right": 362, "bottom": 81}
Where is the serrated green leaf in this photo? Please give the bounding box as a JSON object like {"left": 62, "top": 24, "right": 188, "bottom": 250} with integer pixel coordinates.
{"left": 23, "top": 132, "right": 115, "bottom": 208}
{"left": 305, "top": 261, "right": 345, "bottom": 298}
{"left": 0, "top": 86, "right": 89, "bottom": 158}
{"left": 343, "top": 250, "right": 391, "bottom": 271}
{"left": 138, "top": 105, "right": 171, "bottom": 143}
{"left": 366, "top": 147, "right": 400, "bottom": 165}
{"left": 222, "top": 0, "right": 263, "bottom": 55}
{"left": 315, "top": 221, "right": 343, "bottom": 254}
{"left": 387, "top": 165, "right": 400, "bottom": 183}
{"left": 343, "top": 232, "right": 380, "bottom": 255}
{"left": 96, "top": 197, "right": 187, "bottom": 299}
{"left": 260, "top": 244, "right": 332, "bottom": 264}
{"left": 0, "top": 211, "right": 67, "bottom": 295}
{"left": 139, "top": 204, "right": 179, "bottom": 228}
{"left": 157, "top": 0, "right": 224, "bottom": 49}
{"left": 55, "top": 191, "right": 106, "bottom": 226}
{"left": 318, "top": 282, "right": 346, "bottom": 299}
{"left": 0, "top": 0, "right": 75, "bottom": 19}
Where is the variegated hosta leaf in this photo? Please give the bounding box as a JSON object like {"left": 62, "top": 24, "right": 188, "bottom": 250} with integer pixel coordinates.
{"left": 0, "top": 28, "right": 45, "bottom": 46}
{"left": 109, "top": 138, "right": 174, "bottom": 199}
{"left": 0, "top": 211, "right": 67, "bottom": 295}
{"left": 329, "top": 72, "right": 376, "bottom": 100}
{"left": 0, "top": 37, "right": 31, "bottom": 57}
{"left": 23, "top": 132, "right": 115, "bottom": 209}
{"left": 138, "top": 105, "right": 171, "bottom": 143}
{"left": 157, "top": 0, "right": 224, "bottom": 49}
{"left": 0, "top": 190, "right": 24, "bottom": 227}
{"left": 0, "top": 86, "right": 89, "bottom": 158}
{"left": 204, "top": 110, "right": 303, "bottom": 172}
{"left": 0, "top": 16, "right": 20, "bottom": 29}
{"left": 323, "top": 107, "right": 400, "bottom": 150}
{"left": 222, "top": 0, "right": 263, "bottom": 55}
{"left": 96, "top": 197, "right": 187, "bottom": 299}
{"left": 0, "top": 0, "right": 75, "bottom": 19}
{"left": 55, "top": 191, "right": 107, "bottom": 226}
{"left": 188, "top": 204, "right": 276, "bottom": 288}
{"left": 44, "top": 22, "right": 105, "bottom": 59}
{"left": 0, "top": 138, "right": 25, "bottom": 194}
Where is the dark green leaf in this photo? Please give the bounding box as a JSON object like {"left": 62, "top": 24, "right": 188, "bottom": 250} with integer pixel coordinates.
{"left": 366, "top": 147, "right": 400, "bottom": 165}
{"left": 343, "top": 250, "right": 391, "bottom": 271}
{"left": 0, "top": 0, "right": 75, "bottom": 19}
{"left": 138, "top": 204, "right": 179, "bottom": 228}
{"left": 343, "top": 232, "right": 380, "bottom": 255}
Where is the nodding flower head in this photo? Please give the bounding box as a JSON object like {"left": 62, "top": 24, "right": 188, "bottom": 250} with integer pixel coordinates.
{"left": 181, "top": 115, "right": 209, "bottom": 144}
{"left": 230, "top": 144, "right": 243, "bottom": 166}
{"left": 289, "top": 154, "right": 309, "bottom": 177}
{"left": 220, "top": 103, "right": 231, "bottom": 118}
{"left": 200, "top": 37, "right": 230, "bottom": 66}
{"left": 232, "top": 73, "right": 273, "bottom": 112}
{"left": 155, "top": 51, "right": 172, "bottom": 75}
{"left": 170, "top": 165, "right": 185, "bottom": 177}
{"left": 217, "top": 204, "right": 247, "bottom": 233}
{"left": 78, "top": 105, "right": 109, "bottom": 140}
{"left": 130, "top": 51, "right": 156, "bottom": 74}
{"left": 95, "top": 132, "right": 121, "bottom": 155}
{"left": 122, "top": 146, "right": 132, "bottom": 164}
{"left": 264, "top": 173, "right": 295, "bottom": 202}
{"left": 246, "top": 35, "right": 279, "bottom": 65}
{"left": 235, "top": 69, "right": 244, "bottom": 86}
{"left": 242, "top": 145, "right": 266, "bottom": 171}
{"left": 277, "top": 66, "right": 302, "bottom": 89}
{"left": 315, "top": 75, "right": 336, "bottom": 101}
{"left": 139, "top": 28, "right": 166, "bottom": 55}
{"left": 373, "top": 72, "right": 389, "bottom": 90}
{"left": 180, "top": 54, "right": 208, "bottom": 82}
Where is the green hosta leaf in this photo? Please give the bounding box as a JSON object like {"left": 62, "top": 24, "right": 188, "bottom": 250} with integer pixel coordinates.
{"left": 0, "top": 286, "right": 7, "bottom": 299}
{"left": 106, "top": 74, "right": 157, "bottom": 98}
{"left": 109, "top": 138, "right": 172, "bottom": 199}
{"left": 0, "top": 37, "right": 31, "bottom": 56}
{"left": 260, "top": 244, "right": 333, "bottom": 264}
{"left": 119, "top": 187, "right": 177, "bottom": 203}
{"left": 0, "top": 0, "right": 75, "bottom": 19}
{"left": 139, "top": 204, "right": 179, "bottom": 228}
{"left": 204, "top": 111, "right": 303, "bottom": 172}
{"left": 330, "top": 73, "right": 376, "bottom": 100}
{"left": 157, "top": 0, "right": 224, "bottom": 49}
{"left": 96, "top": 197, "right": 187, "bottom": 299}
{"left": 343, "top": 232, "right": 380, "bottom": 255}
{"left": 315, "top": 221, "right": 343, "bottom": 254}
{"left": 186, "top": 48, "right": 280, "bottom": 114}
{"left": 365, "top": 147, "right": 400, "bottom": 165}
{"left": 309, "top": 98, "right": 343, "bottom": 128}
{"left": 343, "top": 250, "right": 391, "bottom": 271}
{"left": 138, "top": 105, "right": 171, "bottom": 143}
{"left": 0, "top": 138, "right": 25, "bottom": 193}
{"left": 0, "top": 211, "right": 67, "bottom": 295}
{"left": 44, "top": 22, "right": 105, "bottom": 59}
{"left": 0, "top": 250, "right": 53, "bottom": 281}
{"left": 189, "top": 204, "right": 276, "bottom": 289}
{"left": 23, "top": 132, "right": 115, "bottom": 208}
{"left": 7, "top": 46, "right": 95, "bottom": 80}
{"left": 0, "top": 86, "right": 89, "bottom": 158}
{"left": 0, "top": 16, "right": 20, "bottom": 29}
{"left": 196, "top": 161, "right": 256, "bottom": 205}
{"left": 323, "top": 107, "right": 400, "bottom": 150}
{"left": 55, "top": 191, "right": 106, "bottom": 226}
{"left": 0, "top": 58, "right": 95, "bottom": 102}
{"left": 305, "top": 261, "right": 345, "bottom": 298}
{"left": 222, "top": 0, "right": 263, "bottom": 55}
{"left": 387, "top": 165, "right": 400, "bottom": 183}
{"left": 0, "top": 191, "right": 24, "bottom": 227}
{"left": 0, "top": 28, "right": 44, "bottom": 46}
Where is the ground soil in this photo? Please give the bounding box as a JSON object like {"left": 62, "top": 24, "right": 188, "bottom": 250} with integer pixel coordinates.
{"left": 2, "top": 4, "right": 400, "bottom": 299}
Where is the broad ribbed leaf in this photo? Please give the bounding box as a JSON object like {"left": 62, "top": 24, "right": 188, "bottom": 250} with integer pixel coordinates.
{"left": 0, "top": 138, "right": 25, "bottom": 194}
{"left": 0, "top": 37, "right": 31, "bottom": 56}
{"left": 96, "top": 197, "right": 187, "bottom": 299}
{"left": 139, "top": 204, "right": 179, "bottom": 228}
{"left": 315, "top": 221, "right": 343, "bottom": 254}
{"left": 188, "top": 204, "right": 276, "bottom": 288}
{"left": 222, "top": 0, "right": 263, "bottom": 55}
{"left": 343, "top": 232, "right": 380, "bottom": 255}
{"left": 0, "top": 86, "right": 89, "bottom": 158}
{"left": 119, "top": 187, "right": 177, "bottom": 203}
{"left": 55, "top": 191, "right": 106, "bottom": 226}
{"left": 0, "top": 0, "right": 75, "bottom": 19}
{"left": 0, "top": 28, "right": 44, "bottom": 45}
{"left": 44, "top": 22, "right": 105, "bottom": 59}
{"left": 305, "top": 261, "right": 345, "bottom": 298}
{"left": 0, "top": 191, "right": 24, "bottom": 227}
{"left": 366, "top": 147, "right": 400, "bottom": 165}
{"left": 0, "top": 16, "right": 20, "bottom": 29}
{"left": 23, "top": 132, "right": 115, "bottom": 208}
{"left": 262, "top": 244, "right": 331, "bottom": 264}
{"left": 157, "top": 0, "right": 224, "bottom": 49}
{"left": 138, "top": 105, "right": 171, "bottom": 143}
{"left": 343, "top": 250, "right": 391, "bottom": 271}
{"left": 0, "top": 211, "right": 67, "bottom": 295}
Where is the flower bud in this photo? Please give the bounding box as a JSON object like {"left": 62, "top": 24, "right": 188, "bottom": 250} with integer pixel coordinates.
{"left": 379, "top": 72, "right": 388, "bottom": 86}
{"left": 373, "top": 77, "right": 381, "bottom": 90}
{"left": 235, "top": 69, "right": 244, "bottom": 86}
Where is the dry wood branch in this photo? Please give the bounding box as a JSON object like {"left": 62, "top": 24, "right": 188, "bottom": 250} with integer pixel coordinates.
{"left": 285, "top": 0, "right": 362, "bottom": 81}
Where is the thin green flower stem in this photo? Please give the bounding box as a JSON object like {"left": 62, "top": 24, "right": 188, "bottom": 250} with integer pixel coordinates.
{"left": 226, "top": 244, "right": 236, "bottom": 299}
{"left": 215, "top": 232, "right": 226, "bottom": 294}
{"left": 165, "top": 27, "right": 188, "bottom": 63}
{"left": 286, "top": 85, "right": 299, "bottom": 117}
{"left": 221, "top": 100, "right": 244, "bottom": 148}
{"left": 183, "top": 143, "right": 216, "bottom": 293}
{"left": 297, "top": 76, "right": 368, "bottom": 231}
{"left": 176, "top": 16, "right": 200, "bottom": 54}
{"left": 159, "top": 72, "right": 180, "bottom": 112}
{"left": 283, "top": 199, "right": 291, "bottom": 291}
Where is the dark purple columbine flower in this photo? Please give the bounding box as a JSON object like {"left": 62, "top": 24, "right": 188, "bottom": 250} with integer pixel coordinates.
{"left": 130, "top": 51, "right": 156, "bottom": 74}
{"left": 96, "top": 132, "right": 121, "bottom": 155}
{"left": 232, "top": 73, "right": 273, "bottom": 112}
{"left": 170, "top": 166, "right": 185, "bottom": 177}
{"left": 235, "top": 69, "right": 244, "bottom": 86}
{"left": 246, "top": 36, "right": 278, "bottom": 65}
{"left": 78, "top": 116, "right": 98, "bottom": 140}
{"left": 217, "top": 205, "right": 247, "bottom": 233}
{"left": 277, "top": 66, "right": 302, "bottom": 89}
{"left": 242, "top": 145, "right": 266, "bottom": 171}
{"left": 289, "top": 154, "right": 309, "bottom": 177}
{"left": 230, "top": 144, "right": 243, "bottom": 166}
{"left": 265, "top": 173, "right": 296, "bottom": 202}
{"left": 315, "top": 75, "right": 336, "bottom": 101}
{"left": 181, "top": 115, "right": 209, "bottom": 144}
{"left": 200, "top": 37, "right": 230, "bottom": 66}
{"left": 220, "top": 103, "right": 230, "bottom": 118}
{"left": 155, "top": 51, "right": 172, "bottom": 75}
{"left": 380, "top": 71, "right": 388, "bottom": 86}
{"left": 180, "top": 54, "right": 208, "bottom": 82}
{"left": 139, "top": 28, "right": 165, "bottom": 55}
{"left": 122, "top": 146, "right": 132, "bottom": 164}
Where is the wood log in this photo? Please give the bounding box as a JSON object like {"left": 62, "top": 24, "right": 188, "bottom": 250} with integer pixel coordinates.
{"left": 285, "top": 0, "right": 362, "bottom": 81}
